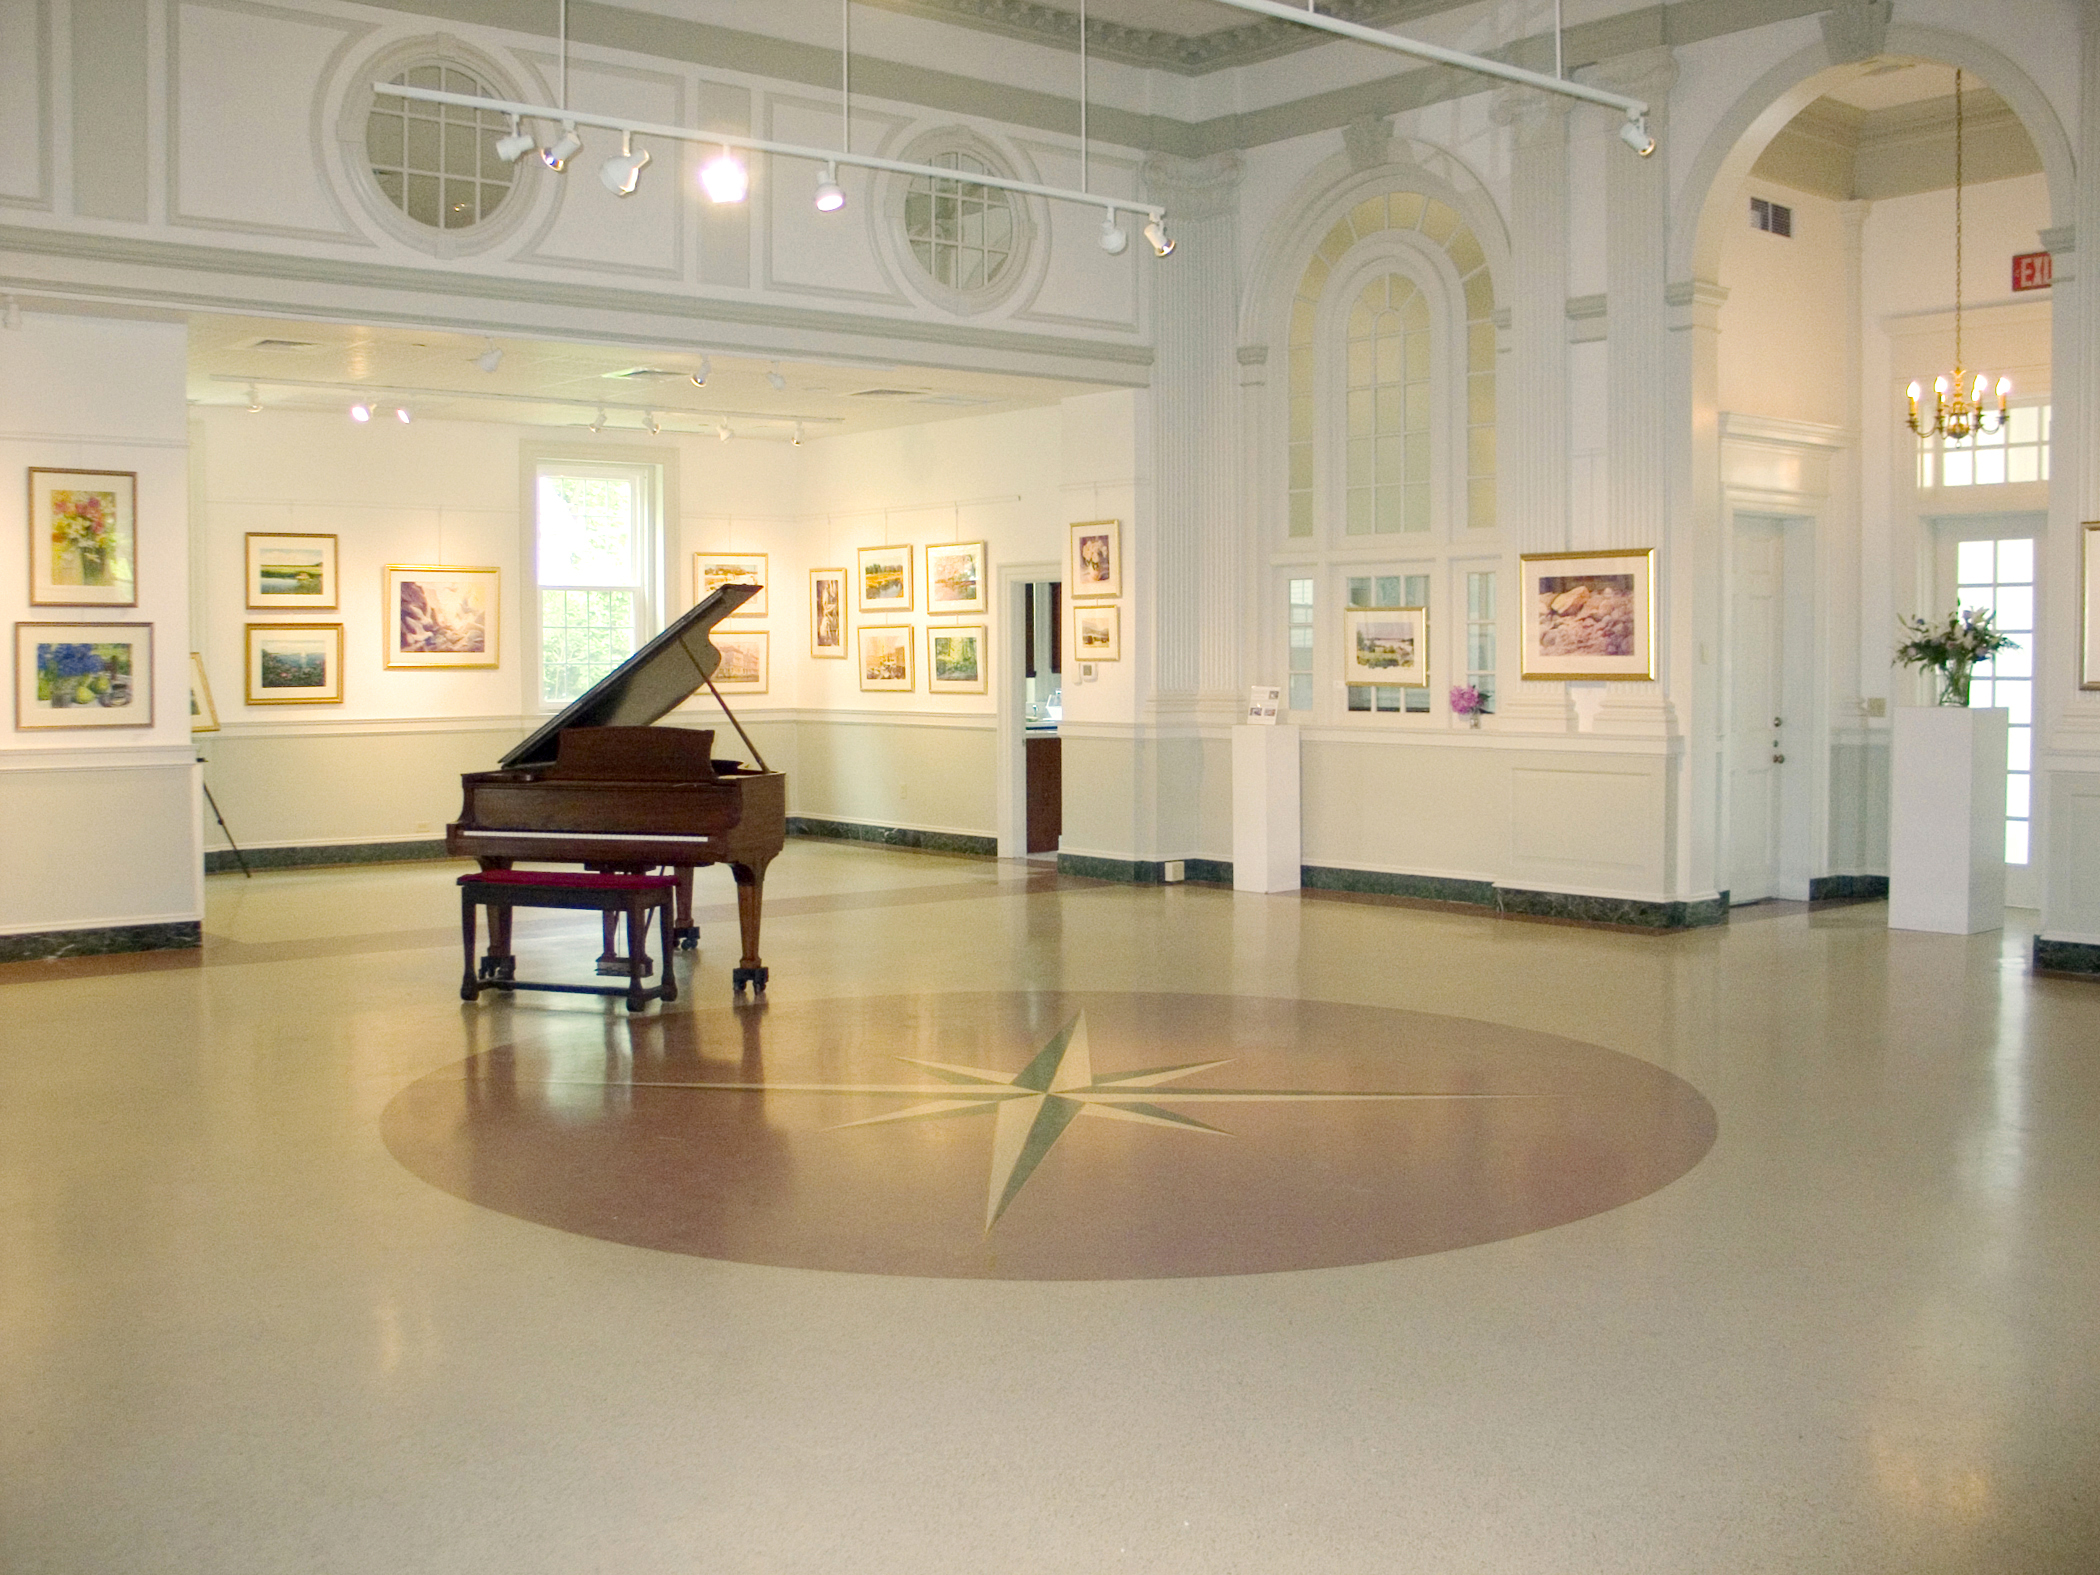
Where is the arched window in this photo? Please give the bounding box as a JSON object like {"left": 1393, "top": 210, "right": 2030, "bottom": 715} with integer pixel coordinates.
{"left": 1343, "top": 273, "right": 1431, "bottom": 535}
{"left": 366, "top": 62, "right": 517, "bottom": 231}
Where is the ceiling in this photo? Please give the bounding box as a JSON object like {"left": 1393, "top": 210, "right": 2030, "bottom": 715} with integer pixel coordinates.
{"left": 187, "top": 315, "right": 1119, "bottom": 440}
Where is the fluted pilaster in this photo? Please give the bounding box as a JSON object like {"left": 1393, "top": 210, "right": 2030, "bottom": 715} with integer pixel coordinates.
{"left": 1494, "top": 88, "right": 1571, "bottom": 556}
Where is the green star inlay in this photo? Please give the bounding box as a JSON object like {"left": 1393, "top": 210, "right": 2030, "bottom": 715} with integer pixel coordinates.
{"left": 557, "top": 1011, "right": 1566, "bottom": 1233}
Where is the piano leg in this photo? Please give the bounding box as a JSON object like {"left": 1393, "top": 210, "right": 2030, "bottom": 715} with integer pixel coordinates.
{"left": 729, "top": 856, "right": 771, "bottom": 995}
{"left": 477, "top": 856, "right": 516, "bottom": 980}
{"left": 673, "top": 865, "right": 698, "bottom": 950}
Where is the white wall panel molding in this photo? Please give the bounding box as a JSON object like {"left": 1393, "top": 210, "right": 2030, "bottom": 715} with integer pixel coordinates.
{"left": 1299, "top": 728, "right": 1675, "bottom": 756}
{"left": 0, "top": 428, "right": 189, "bottom": 449}
{"left": 0, "top": 0, "right": 53, "bottom": 211}
{"left": 782, "top": 708, "right": 995, "bottom": 732}
{"left": 760, "top": 95, "right": 911, "bottom": 306}
{"left": 1009, "top": 138, "right": 1143, "bottom": 334}
{"left": 0, "top": 223, "right": 1155, "bottom": 383}
{"left": 168, "top": 0, "right": 370, "bottom": 242}
{"left": 0, "top": 744, "right": 198, "bottom": 773}
{"left": 208, "top": 714, "right": 537, "bottom": 741}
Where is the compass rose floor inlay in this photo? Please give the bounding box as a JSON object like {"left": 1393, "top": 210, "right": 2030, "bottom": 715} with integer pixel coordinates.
{"left": 381, "top": 991, "right": 1717, "bottom": 1279}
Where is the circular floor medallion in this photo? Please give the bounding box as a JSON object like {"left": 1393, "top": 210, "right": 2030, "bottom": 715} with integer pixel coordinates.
{"left": 381, "top": 992, "right": 1716, "bottom": 1280}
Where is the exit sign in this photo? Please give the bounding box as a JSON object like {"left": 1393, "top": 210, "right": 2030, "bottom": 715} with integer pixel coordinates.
{"left": 2013, "top": 250, "right": 2053, "bottom": 291}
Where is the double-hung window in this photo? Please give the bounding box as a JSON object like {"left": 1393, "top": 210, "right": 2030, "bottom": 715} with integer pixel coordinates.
{"left": 533, "top": 461, "right": 660, "bottom": 707}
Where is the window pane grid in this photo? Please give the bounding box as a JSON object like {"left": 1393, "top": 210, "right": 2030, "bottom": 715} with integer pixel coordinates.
{"left": 905, "top": 152, "right": 1015, "bottom": 294}
{"left": 1921, "top": 403, "right": 2051, "bottom": 489}
{"left": 367, "top": 65, "right": 514, "bottom": 230}
{"left": 1287, "top": 577, "right": 1315, "bottom": 713}
{"left": 1955, "top": 536, "right": 2034, "bottom": 865}
{"left": 1344, "top": 275, "right": 1430, "bottom": 536}
{"left": 1465, "top": 569, "right": 1496, "bottom": 714}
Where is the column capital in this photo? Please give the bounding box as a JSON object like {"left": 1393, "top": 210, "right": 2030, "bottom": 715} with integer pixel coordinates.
{"left": 1821, "top": 0, "right": 1892, "bottom": 65}
{"left": 1492, "top": 86, "right": 1571, "bottom": 147}
{"left": 1140, "top": 152, "right": 1244, "bottom": 221}
{"left": 1340, "top": 114, "right": 1393, "bottom": 172}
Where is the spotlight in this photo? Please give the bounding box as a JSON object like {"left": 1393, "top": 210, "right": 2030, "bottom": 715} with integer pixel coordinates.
{"left": 588, "top": 408, "right": 606, "bottom": 433}
{"left": 1143, "top": 217, "right": 1174, "bottom": 257}
{"left": 689, "top": 355, "right": 711, "bottom": 388}
{"left": 645, "top": 410, "right": 660, "bottom": 435}
{"left": 814, "top": 162, "right": 845, "bottom": 212}
{"left": 494, "top": 116, "right": 537, "bottom": 163}
{"left": 701, "top": 147, "right": 749, "bottom": 204}
{"left": 766, "top": 362, "right": 786, "bottom": 391}
{"left": 717, "top": 421, "right": 732, "bottom": 442}
{"left": 395, "top": 406, "right": 411, "bottom": 424}
{"left": 541, "top": 123, "right": 582, "bottom": 172}
{"left": 600, "top": 132, "right": 650, "bottom": 196}
{"left": 792, "top": 421, "right": 804, "bottom": 447}
{"left": 245, "top": 383, "right": 262, "bottom": 413}
{"left": 1619, "top": 116, "right": 1655, "bottom": 156}
{"left": 475, "top": 344, "right": 504, "bottom": 374}
{"left": 350, "top": 402, "right": 372, "bottom": 423}
{"left": 1098, "top": 209, "right": 1128, "bottom": 255}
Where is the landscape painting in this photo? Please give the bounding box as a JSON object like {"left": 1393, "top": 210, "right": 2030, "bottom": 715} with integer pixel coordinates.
{"left": 859, "top": 625, "right": 913, "bottom": 691}
{"left": 385, "top": 565, "right": 499, "bottom": 669}
{"left": 858, "top": 544, "right": 913, "bottom": 613}
{"left": 29, "top": 468, "right": 137, "bottom": 607}
{"left": 14, "top": 621, "right": 153, "bottom": 730}
{"left": 928, "top": 625, "right": 987, "bottom": 694}
{"left": 695, "top": 552, "right": 767, "bottom": 618}
{"left": 1073, "top": 604, "right": 1120, "bottom": 661}
{"left": 925, "top": 541, "right": 987, "bottom": 615}
{"left": 711, "top": 631, "right": 767, "bottom": 693}
{"left": 1519, "top": 549, "right": 1655, "bottom": 680}
{"left": 245, "top": 623, "right": 342, "bottom": 704}
{"left": 246, "top": 532, "right": 337, "bottom": 609}
{"left": 1342, "top": 606, "right": 1427, "bottom": 687}
{"left": 810, "top": 568, "right": 846, "bottom": 658}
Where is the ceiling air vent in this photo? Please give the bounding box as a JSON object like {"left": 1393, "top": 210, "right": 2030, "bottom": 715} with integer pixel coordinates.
{"left": 1750, "top": 197, "right": 1793, "bottom": 237}
{"left": 606, "top": 367, "right": 686, "bottom": 380}
{"left": 243, "top": 337, "right": 321, "bottom": 351}
{"left": 849, "top": 387, "right": 934, "bottom": 399}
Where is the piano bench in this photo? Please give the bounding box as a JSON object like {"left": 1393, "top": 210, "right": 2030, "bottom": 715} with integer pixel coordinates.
{"left": 458, "top": 871, "right": 679, "bottom": 1013}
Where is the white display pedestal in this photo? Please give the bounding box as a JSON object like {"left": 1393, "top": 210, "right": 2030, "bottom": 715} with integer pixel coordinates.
{"left": 1232, "top": 724, "right": 1301, "bottom": 893}
{"left": 1888, "top": 706, "right": 2008, "bottom": 934}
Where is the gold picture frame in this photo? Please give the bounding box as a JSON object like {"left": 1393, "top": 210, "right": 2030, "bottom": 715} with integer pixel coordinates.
{"left": 858, "top": 545, "right": 913, "bottom": 614}
{"left": 1070, "top": 519, "right": 1121, "bottom": 600}
{"left": 14, "top": 621, "right": 153, "bottom": 729}
{"left": 928, "top": 624, "right": 987, "bottom": 694}
{"left": 1518, "top": 548, "right": 1656, "bottom": 681}
{"left": 925, "top": 541, "right": 988, "bottom": 616}
{"left": 858, "top": 624, "right": 914, "bottom": 690}
{"left": 246, "top": 623, "right": 344, "bottom": 705}
{"left": 710, "top": 630, "right": 768, "bottom": 693}
{"left": 29, "top": 468, "right": 137, "bottom": 607}
{"left": 694, "top": 551, "right": 767, "bottom": 618}
{"left": 383, "top": 565, "right": 499, "bottom": 670}
{"left": 1073, "top": 603, "right": 1120, "bottom": 661}
{"left": 189, "top": 651, "right": 220, "bottom": 732}
{"left": 2083, "top": 522, "right": 2100, "bottom": 689}
{"left": 245, "top": 532, "right": 337, "bottom": 610}
{"left": 810, "top": 568, "right": 847, "bottom": 658}
{"left": 1342, "top": 606, "right": 1429, "bottom": 687}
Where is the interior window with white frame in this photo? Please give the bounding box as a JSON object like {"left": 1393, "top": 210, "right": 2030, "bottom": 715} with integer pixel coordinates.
{"left": 1916, "top": 400, "right": 2051, "bottom": 489}
{"left": 533, "top": 460, "right": 661, "bottom": 707}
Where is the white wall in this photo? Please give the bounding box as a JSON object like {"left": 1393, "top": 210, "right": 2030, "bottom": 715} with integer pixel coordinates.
{"left": 0, "top": 311, "right": 199, "bottom": 939}
{"left": 1718, "top": 183, "right": 1854, "bottom": 428}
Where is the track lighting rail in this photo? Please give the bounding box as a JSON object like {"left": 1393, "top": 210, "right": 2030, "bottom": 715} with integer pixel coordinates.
{"left": 214, "top": 373, "right": 845, "bottom": 429}
{"left": 374, "top": 82, "right": 1175, "bottom": 235}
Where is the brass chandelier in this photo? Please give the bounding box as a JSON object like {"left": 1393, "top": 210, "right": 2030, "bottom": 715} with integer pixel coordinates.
{"left": 1906, "top": 69, "right": 2009, "bottom": 441}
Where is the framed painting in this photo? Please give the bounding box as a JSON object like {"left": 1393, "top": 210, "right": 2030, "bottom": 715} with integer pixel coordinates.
{"left": 928, "top": 624, "right": 987, "bottom": 694}
{"left": 858, "top": 545, "right": 913, "bottom": 614}
{"left": 695, "top": 551, "right": 767, "bottom": 618}
{"left": 2084, "top": 523, "right": 2100, "bottom": 689}
{"left": 925, "top": 541, "right": 988, "bottom": 616}
{"left": 810, "top": 568, "right": 847, "bottom": 658}
{"left": 1073, "top": 603, "right": 1120, "bottom": 661}
{"left": 384, "top": 565, "right": 499, "bottom": 669}
{"left": 246, "top": 623, "right": 344, "bottom": 705}
{"left": 710, "top": 630, "right": 768, "bottom": 694}
{"left": 1342, "top": 606, "right": 1428, "bottom": 688}
{"left": 29, "top": 468, "right": 136, "bottom": 607}
{"left": 245, "top": 532, "right": 337, "bottom": 610}
{"left": 858, "top": 625, "right": 914, "bottom": 691}
{"left": 1519, "top": 548, "right": 1656, "bottom": 681}
{"left": 1070, "top": 519, "right": 1121, "bottom": 600}
{"left": 189, "top": 651, "right": 219, "bottom": 733}
{"left": 14, "top": 622, "right": 153, "bottom": 730}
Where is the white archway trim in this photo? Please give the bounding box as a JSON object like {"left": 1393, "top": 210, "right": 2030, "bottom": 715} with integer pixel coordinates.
{"left": 1670, "top": 24, "right": 2075, "bottom": 286}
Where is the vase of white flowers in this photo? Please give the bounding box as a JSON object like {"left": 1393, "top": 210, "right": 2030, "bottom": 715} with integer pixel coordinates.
{"left": 1893, "top": 608, "right": 2017, "bottom": 706}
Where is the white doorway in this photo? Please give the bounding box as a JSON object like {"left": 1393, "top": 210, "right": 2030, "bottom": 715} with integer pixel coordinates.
{"left": 1725, "top": 512, "right": 1814, "bottom": 902}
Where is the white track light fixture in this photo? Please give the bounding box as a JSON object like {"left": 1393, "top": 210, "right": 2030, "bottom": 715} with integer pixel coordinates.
{"left": 1143, "top": 217, "right": 1174, "bottom": 257}
{"left": 495, "top": 115, "right": 537, "bottom": 163}
{"left": 600, "top": 131, "right": 650, "bottom": 196}
{"left": 1098, "top": 208, "right": 1128, "bottom": 255}
{"left": 717, "top": 421, "right": 732, "bottom": 442}
{"left": 765, "top": 362, "right": 786, "bottom": 391}
{"left": 689, "top": 355, "right": 711, "bottom": 388}
{"left": 350, "top": 402, "right": 372, "bottom": 423}
{"left": 588, "top": 408, "right": 606, "bottom": 433}
{"left": 1618, "top": 116, "right": 1655, "bottom": 156}
{"left": 645, "top": 410, "right": 661, "bottom": 435}
{"left": 245, "top": 383, "right": 262, "bottom": 413}
{"left": 395, "top": 406, "right": 411, "bottom": 424}
{"left": 793, "top": 421, "right": 804, "bottom": 446}
{"left": 541, "top": 123, "right": 582, "bottom": 172}
{"left": 475, "top": 344, "right": 504, "bottom": 374}
{"left": 701, "top": 147, "right": 749, "bottom": 204}
{"left": 814, "top": 162, "right": 845, "bottom": 212}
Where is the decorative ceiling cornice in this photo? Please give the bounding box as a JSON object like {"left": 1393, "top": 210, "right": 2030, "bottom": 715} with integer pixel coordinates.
{"left": 852, "top": 0, "right": 1468, "bottom": 75}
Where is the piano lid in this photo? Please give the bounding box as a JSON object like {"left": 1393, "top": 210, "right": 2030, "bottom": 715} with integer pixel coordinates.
{"left": 501, "top": 582, "right": 757, "bottom": 769}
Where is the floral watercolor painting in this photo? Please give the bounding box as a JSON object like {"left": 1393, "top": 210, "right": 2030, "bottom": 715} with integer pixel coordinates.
{"left": 29, "top": 469, "right": 137, "bottom": 606}
{"left": 15, "top": 621, "right": 153, "bottom": 729}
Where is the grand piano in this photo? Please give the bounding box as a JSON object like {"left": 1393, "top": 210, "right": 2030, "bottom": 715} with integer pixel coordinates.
{"left": 445, "top": 582, "right": 785, "bottom": 994}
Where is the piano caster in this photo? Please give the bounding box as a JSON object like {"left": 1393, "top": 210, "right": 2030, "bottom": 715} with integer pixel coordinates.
{"left": 477, "top": 954, "right": 515, "bottom": 981}
{"left": 675, "top": 926, "right": 699, "bottom": 951}
{"left": 732, "top": 966, "right": 769, "bottom": 996}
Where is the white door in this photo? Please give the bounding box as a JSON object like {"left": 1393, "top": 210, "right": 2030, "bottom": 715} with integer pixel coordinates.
{"left": 1727, "top": 515, "right": 1787, "bottom": 904}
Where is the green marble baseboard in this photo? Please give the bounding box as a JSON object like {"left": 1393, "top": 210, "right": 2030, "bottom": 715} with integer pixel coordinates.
{"left": 2033, "top": 938, "right": 2100, "bottom": 977}
{"left": 1808, "top": 874, "right": 1890, "bottom": 902}
{"left": 1182, "top": 858, "right": 1234, "bottom": 886}
{"left": 1057, "top": 853, "right": 1169, "bottom": 883}
{"left": 206, "top": 839, "right": 453, "bottom": 874}
{"left": 788, "top": 818, "right": 997, "bottom": 858}
{"left": 1302, "top": 866, "right": 1498, "bottom": 907}
{"left": 1493, "top": 886, "right": 1729, "bottom": 930}
{"left": 0, "top": 919, "right": 202, "bottom": 962}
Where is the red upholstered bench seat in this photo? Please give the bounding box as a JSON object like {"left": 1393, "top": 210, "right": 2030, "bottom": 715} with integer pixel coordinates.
{"left": 460, "top": 870, "right": 675, "bottom": 891}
